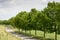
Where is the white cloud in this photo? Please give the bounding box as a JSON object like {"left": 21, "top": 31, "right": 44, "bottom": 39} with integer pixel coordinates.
{"left": 0, "top": 0, "right": 60, "bottom": 20}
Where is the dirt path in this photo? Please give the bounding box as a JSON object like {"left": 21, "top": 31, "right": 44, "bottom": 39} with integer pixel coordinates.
{"left": 5, "top": 27, "right": 38, "bottom": 40}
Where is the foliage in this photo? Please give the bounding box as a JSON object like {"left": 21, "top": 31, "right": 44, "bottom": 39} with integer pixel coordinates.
{"left": 0, "top": 1, "right": 60, "bottom": 40}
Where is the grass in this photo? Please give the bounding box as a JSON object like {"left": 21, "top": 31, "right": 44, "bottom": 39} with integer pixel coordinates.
{"left": 26, "top": 30, "right": 60, "bottom": 40}
{"left": 6, "top": 25, "right": 60, "bottom": 40}
{"left": 0, "top": 25, "right": 21, "bottom": 40}
{"left": 11, "top": 27, "right": 60, "bottom": 40}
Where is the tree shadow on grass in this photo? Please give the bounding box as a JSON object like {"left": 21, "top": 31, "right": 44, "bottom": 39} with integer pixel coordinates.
{"left": 14, "top": 31, "right": 54, "bottom": 40}
{"left": 33, "top": 36, "right": 54, "bottom": 40}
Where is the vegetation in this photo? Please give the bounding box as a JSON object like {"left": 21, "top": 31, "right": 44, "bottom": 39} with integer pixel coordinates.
{"left": 0, "top": 1, "right": 60, "bottom": 40}
{"left": 0, "top": 25, "right": 21, "bottom": 40}
{"left": 0, "top": 20, "right": 9, "bottom": 25}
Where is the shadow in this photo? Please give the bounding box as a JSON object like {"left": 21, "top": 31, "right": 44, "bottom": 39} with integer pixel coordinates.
{"left": 6, "top": 28, "right": 54, "bottom": 40}
{"left": 9, "top": 31, "right": 38, "bottom": 40}
{"left": 15, "top": 31, "right": 54, "bottom": 40}
{"left": 33, "top": 36, "right": 54, "bottom": 40}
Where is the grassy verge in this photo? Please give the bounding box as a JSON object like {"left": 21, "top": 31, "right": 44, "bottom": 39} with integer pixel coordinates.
{"left": 0, "top": 25, "right": 21, "bottom": 40}
{"left": 7, "top": 25, "right": 60, "bottom": 40}
{"left": 24, "top": 30, "right": 60, "bottom": 40}
{"left": 11, "top": 27, "right": 60, "bottom": 40}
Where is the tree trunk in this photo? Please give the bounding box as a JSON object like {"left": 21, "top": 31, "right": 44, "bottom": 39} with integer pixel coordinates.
{"left": 18, "top": 29, "right": 20, "bottom": 32}
{"left": 25, "top": 30, "right": 26, "bottom": 33}
{"left": 55, "top": 24, "right": 57, "bottom": 40}
{"left": 24, "top": 27, "right": 26, "bottom": 33}
{"left": 44, "top": 28, "right": 46, "bottom": 40}
{"left": 22, "top": 29, "right": 24, "bottom": 32}
{"left": 29, "top": 30, "right": 31, "bottom": 34}
{"left": 19, "top": 30, "right": 21, "bottom": 32}
{"left": 35, "top": 29, "right": 37, "bottom": 36}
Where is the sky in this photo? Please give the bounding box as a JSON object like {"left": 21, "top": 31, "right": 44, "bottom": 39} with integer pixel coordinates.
{"left": 0, "top": 0, "right": 60, "bottom": 20}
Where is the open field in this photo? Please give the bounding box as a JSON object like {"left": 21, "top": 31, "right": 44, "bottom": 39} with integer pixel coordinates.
{"left": 22, "top": 30, "right": 60, "bottom": 40}
{"left": 1, "top": 25, "right": 60, "bottom": 40}
{"left": 0, "top": 25, "right": 21, "bottom": 40}
{"left": 11, "top": 26, "right": 60, "bottom": 40}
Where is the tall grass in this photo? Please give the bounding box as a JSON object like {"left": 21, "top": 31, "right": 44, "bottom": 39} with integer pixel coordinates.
{"left": 0, "top": 25, "right": 21, "bottom": 40}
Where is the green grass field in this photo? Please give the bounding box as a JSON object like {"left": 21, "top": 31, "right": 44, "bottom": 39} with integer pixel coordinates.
{"left": 2, "top": 25, "right": 60, "bottom": 40}
{"left": 0, "top": 25, "right": 21, "bottom": 40}
{"left": 23, "top": 30, "right": 60, "bottom": 40}
{"left": 25, "top": 30, "right": 60, "bottom": 40}
{"left": 11, "top": 26, "right": 60, "bottom": 40}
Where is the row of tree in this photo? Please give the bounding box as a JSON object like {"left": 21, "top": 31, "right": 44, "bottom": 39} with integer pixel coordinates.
{"left": 8, "top": 2, "right": 60, "bottom": 40}
{"left": 0, "top": 1, "right": 60, "bottom": 40}
{"left": 0, "top": 20, "right": 9, "bottom": 25}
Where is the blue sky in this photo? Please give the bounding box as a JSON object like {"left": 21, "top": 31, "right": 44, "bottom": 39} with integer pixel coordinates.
{"left": 0, "top": 0, "right": 60, "bottom": 20}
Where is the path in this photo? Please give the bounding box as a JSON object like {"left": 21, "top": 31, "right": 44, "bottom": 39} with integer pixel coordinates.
{"left": 5, "top": 27, "right": 38, "bottom": 40}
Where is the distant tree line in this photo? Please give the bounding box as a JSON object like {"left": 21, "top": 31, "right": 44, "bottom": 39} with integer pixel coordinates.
{"left": 0, "top": 20, "right": 9, "bottom": 25}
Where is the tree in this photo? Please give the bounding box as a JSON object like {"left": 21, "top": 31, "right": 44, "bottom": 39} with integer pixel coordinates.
{"left": 43, "top": 1, "right": 60, "bottom": 40}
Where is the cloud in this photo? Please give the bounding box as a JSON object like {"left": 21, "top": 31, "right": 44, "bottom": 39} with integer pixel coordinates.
{"left": 0, "top": 0, "right": 10, "bottom": 3}
{"left": 0, "top": 0, "right": 60, "bottom": 20}
{"left": 0, "top": 0, "right": 14, "bottom": 8}
{"left": 0, "top": 0, "right": 47, "bottom": 8}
